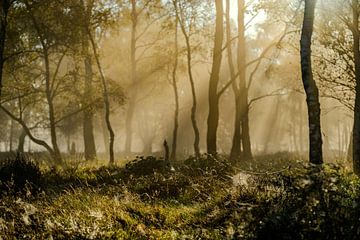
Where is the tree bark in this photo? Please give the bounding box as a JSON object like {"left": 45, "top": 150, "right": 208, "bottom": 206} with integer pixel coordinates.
{"left": 18, "top": 128, "right": 26, "bottom": 153}
{"left": 170, "top": 8, "right": 179, "bottom": 162}
{"left": 352, "top": 0, "right": 360, "bottom": 174}
{"left": 79, "top": 0, "right": 97, "bottom": 161}
{"left": 101, "top": 110, "right": 110, "bottom": 155}
{"left": 9, "top": 118, "right": 13, "bottom": 151}
{"left": 83, "top": 54, "right": 97, "bottom": 160}
{"left": 0, "top": 0, "right": 10, "bottom": 97}
{"left": 175, "top": 1, "right": 200, "bottom": 158}
{"left": 207, "top": 0, "right": 224, "bottom": 155}
{"left": 87, "top": 29, "right": 115, "bottom": 165}
{"left": 300, "top": 0, "right": 323, "bottom": 164}
{"left": 237, "top": 0, "right": 252, "bottom": 160}
{"left": 44, "top": 48, "right": 63, "bottom": 164}
{"left": 226, "top": 0, "right": 242, "bottom": 161}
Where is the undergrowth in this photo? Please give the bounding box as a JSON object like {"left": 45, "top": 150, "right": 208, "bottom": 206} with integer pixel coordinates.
{"left": 0, "top": 154, "right": 359, "bottom": 239}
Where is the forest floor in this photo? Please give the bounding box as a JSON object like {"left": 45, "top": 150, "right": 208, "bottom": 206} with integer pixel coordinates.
{"left": 1, "top": 153, "right": 360, "bottom": 239}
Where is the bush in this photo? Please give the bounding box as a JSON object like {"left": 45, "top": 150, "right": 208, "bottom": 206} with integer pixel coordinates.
{"left": 250, "top": 165, "right": 360, "bottom": 240}
{"left": 125, "top": 156, "right": 170, "bottom": 177}
{"left": 181, "top": 154, "right": 234, "bottom": 178}
{"left": 199, "top": 164, "right": 360, "bottom": 239}
{"left": 0, "top": 153, "right": 41, "bottom": 194}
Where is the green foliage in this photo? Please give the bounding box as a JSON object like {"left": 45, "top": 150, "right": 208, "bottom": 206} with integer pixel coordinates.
{"left": 0, "top": 154, "right": 41, "bottom": 195}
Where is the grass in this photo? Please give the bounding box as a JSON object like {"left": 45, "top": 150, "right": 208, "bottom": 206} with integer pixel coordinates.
{"left": 1, "top": 153, "right": 360, "bottom": 239}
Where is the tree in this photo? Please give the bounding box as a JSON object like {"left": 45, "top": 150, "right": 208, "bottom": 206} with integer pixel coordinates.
{"left": 170, "top": 6, "right": 179, "bottom": 161}
{"left": 207, "top": 0, "right": 223, "bottom": 155}
{"left": 237, "top": 0, "right": 252, "bottom": 160}
{"left": 124, "top": 0, "right": 165, "bottom": 154}
{"left": 87, "top": 27, "right": 116, "bottom": 165}
{"left": 1, "top": 0, "right": 94, "bottom": 165}
{"left": 350, "top": 0, "right": 360, "bottom": 174}
{"left": 225, "top": 0, "right": 242, "bottom": 160}
{"left": 174, "top": 0, "right": 201, "bottom": 158}
{"left": 80, "top": 0, "right": 97, "bottom": 161}
{"left": 0, "top": 0, "right": 13, "bottom": 97}
{"left": 300, "top": 0, "right": 323, "bottom": 164}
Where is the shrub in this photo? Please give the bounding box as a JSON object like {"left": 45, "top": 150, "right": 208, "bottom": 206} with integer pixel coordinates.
{"left": 0, "top": 153, "right": 41, "bottom": 194}
{"left": 125, "top": 156, "right": 170, "bottom": 177}
{"left": 181, "top": 154, "right": 234, "bottom": 178}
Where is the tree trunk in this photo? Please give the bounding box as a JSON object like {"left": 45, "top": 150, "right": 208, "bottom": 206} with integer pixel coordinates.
{"left": 175, "top": 2, "right": 200, "bottom": 158}
{"left": 88, "top": 29, "right": 115, "bottom": 165}
{"left": 226, "top": 0, "right": 242, "bottom": 161}
{"left": 79, "top": 0, "right": 97, "bottom": 160}
{"left": 44, "top": 49, "right": 62, "bottom": 164}
{"left": 207, "top": 0, "right": 224, "bottom": 155}
{"left": 352, "top": 0, "right": 360, "bottom": 174}
{"left": 82, "top": 54, "right": 97, "bottom": 160}
{"left": 237, "top": 0, "right": 252, "bottom": 160}
{"left": 0, "top": 0, "right": 10, "bottom": 97}
{"left": 125, "top": 0, "right": 138, "bottom": 154}
{"left": 241, "top": 101, "right": 252, "bottom": 159}
{"left": 299, "top": 100, "right": 304, "bottom": 154}
{"left": 18, "top": 128, "right": 26, "bottom": 153}
{"left": 83, "top": 53, "right": 97, "bottom": 160}
{"left": 348, "top": 131, "right": 353, "bottom": 161}
{"left": 9, "top": 118, "right": 14, "bottom": 152}
{"left": 101, "top": 110, "right": 110, "bottom": 155}
{"left": 170, "top": 10, "right": 179, "bottom": 162}
{"left": 300, "top": 0, "right": 323, "bottom": 164}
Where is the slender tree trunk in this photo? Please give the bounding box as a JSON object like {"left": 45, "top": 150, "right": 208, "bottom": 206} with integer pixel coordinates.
{"left": 348, "top": 131, "right": 353, "bottom": 161}
{"left": 352, "top": 0, "right": 360, "bottom": 174}
{"left": 125, "top": 0, "right": 138, "bottom": 154}
{"left": 44, "top": 49, "right": 62, "bottom": 164}
{"left": 9, "top": 118, "right": 14, "bottom": 151}
{"left": 300, "top": 0, "right": 323, "bottom": 164}
{"left": 0, "top": 0, "right": 10, "bottom": 97}
{"left": 175, "top": 2, "right": 200, "bottom": 158}
{"left": 184, "top": 35, "right": 200, "bottom": 158}
{"left": 18, "top": 128, "right": 26, "bottom": 153}
{"left": 83, "top": 53, "right": 97, "bottom": 160}
{"left": 237, "top": 0, "right": 252, "bottom": 160}
{"left": 88, "top": 30, "right": 115, "bottom": 165}
{"left": 101, "top": 110, "right": 110, "bottom": 155}
{"left": 17, "top": 111, "right": 29, "bottom": 153}
{"left": 207, "top": 0, "right": 224, "bottom": 155}
{"left": 241, "top": 100, "right": 252, "bottom": 159}
{"left": 79, "top": 0, "right": 96, "bottom": 160}
{"left": 299, "top": 100, "right": 304, "bottom": 154}
{"left": 170, "top": 11, "right": 179, "bottom": 162}
{"left": 226, "top": 0, "right": 242, "bottom": 161}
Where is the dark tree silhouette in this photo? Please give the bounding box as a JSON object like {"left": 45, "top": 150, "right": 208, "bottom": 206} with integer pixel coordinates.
{"left": 300, "top": 0, "right": 323, "bottom": 164}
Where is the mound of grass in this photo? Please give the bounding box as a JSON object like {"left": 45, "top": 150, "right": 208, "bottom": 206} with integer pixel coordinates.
{"left": 1, "top": 154, "right": 360, "bottom": 239}
{"left": 0, "top": 153, "right": 41, "bottom": 194}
